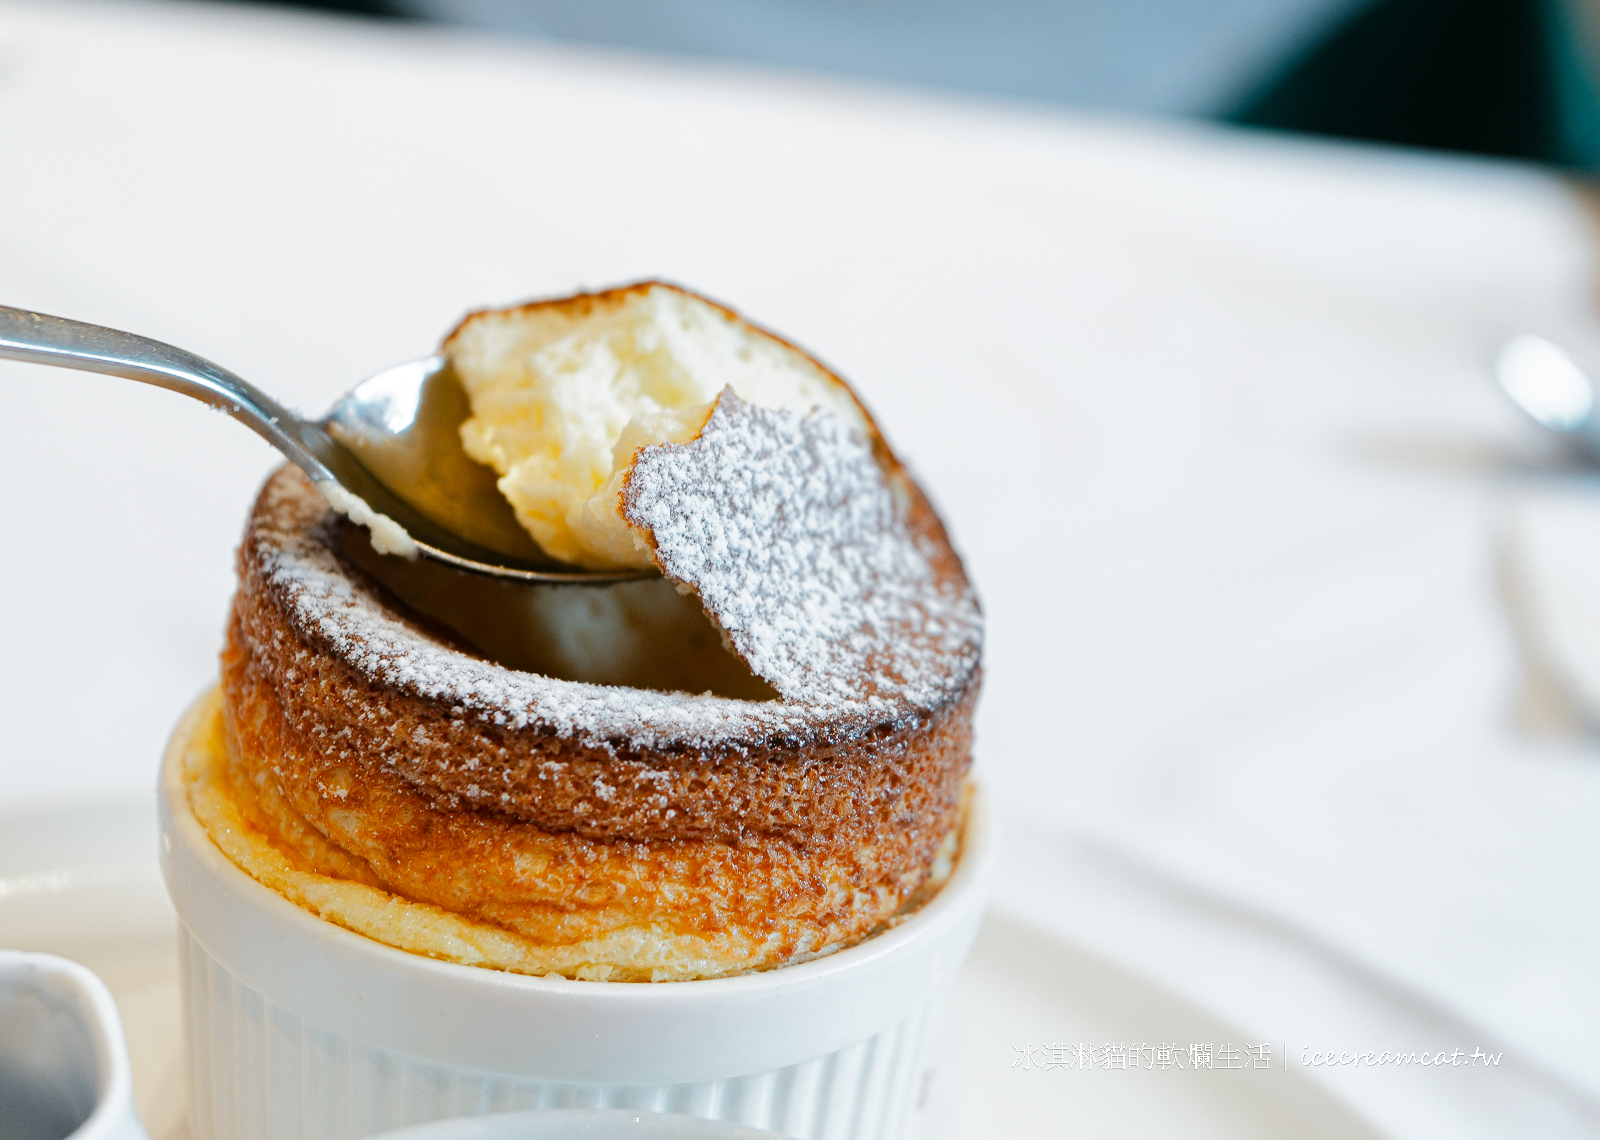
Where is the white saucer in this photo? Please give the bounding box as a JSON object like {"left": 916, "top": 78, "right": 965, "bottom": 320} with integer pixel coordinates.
{"left": 0, "top": 796, "right": 1384, "bottom": 1140}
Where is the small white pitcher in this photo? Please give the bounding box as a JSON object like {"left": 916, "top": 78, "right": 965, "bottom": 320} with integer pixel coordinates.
{"left": 0, "top": 951, "right": 148, "bottom": 1140}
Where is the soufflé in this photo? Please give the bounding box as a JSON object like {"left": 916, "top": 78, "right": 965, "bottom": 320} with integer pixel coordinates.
{"left": 178, "top": 282, "right": 983, "bottom": 982}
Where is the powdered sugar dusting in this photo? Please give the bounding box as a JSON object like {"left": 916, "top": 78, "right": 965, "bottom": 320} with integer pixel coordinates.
{"left": 248, "top": 393, "right": 978, "bottom": 753}
{"left": 624, "top": 390, "right": 981, "bottom": 712}
{"left": 251, "top": 474, "right": 823, "bottom": 755}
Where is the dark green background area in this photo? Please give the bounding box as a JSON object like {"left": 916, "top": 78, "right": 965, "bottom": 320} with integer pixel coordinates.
{"left": 1230, "top": 0, "right": 1600, "bottom": 169}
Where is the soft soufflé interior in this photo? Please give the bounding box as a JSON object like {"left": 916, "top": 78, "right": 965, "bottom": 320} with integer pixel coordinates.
{"left": 448, "top": 283, "right": 871, "bottom": 569}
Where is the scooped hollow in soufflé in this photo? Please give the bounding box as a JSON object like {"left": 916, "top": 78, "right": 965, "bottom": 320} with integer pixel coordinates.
{"left": 197, "top": 283, "right": 984, "bottom": 982}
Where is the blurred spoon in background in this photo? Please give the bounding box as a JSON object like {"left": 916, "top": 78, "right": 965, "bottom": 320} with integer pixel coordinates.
{"left": 1496, "top": 333, "right": 1600, "bottom": 460}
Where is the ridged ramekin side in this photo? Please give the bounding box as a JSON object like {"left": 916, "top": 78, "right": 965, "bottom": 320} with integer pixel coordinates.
{"left": 180, "top": 930, "right": 939, "bottom": 1140}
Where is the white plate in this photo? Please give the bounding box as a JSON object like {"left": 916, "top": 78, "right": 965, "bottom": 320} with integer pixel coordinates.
{"left": 0, "top": 796, "right": 1384, "bottom": 1140}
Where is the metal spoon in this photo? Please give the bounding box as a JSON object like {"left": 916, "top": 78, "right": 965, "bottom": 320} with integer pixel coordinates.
{"left": 1495, "top": 333, "right": 1600, "bottom": 461}
{"left": 0, "top": 304, "right": 647, "bottom": 583}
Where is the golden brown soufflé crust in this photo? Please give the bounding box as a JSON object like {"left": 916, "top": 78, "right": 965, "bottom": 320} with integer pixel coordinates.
{"left": 218, "top": 464, "right": 980, "bottom": 980}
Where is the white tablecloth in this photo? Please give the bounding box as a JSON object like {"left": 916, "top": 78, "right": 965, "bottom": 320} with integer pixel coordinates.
{"left": 2, "top": 2, "right": 1598, "bottom": 1135}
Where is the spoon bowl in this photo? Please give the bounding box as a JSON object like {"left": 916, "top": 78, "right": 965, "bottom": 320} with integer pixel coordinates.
{"left": 0, "top": 305, "right": 650, "bottom": 583}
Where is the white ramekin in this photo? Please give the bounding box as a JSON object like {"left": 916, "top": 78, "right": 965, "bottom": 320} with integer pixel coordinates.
{"left": 158, "top": 694, "right": 992, "bottom": 1140}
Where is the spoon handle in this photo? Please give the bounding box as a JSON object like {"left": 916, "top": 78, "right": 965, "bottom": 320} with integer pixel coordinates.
{"left": 0, "top": 304, "right": 339, "bottom": 485}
